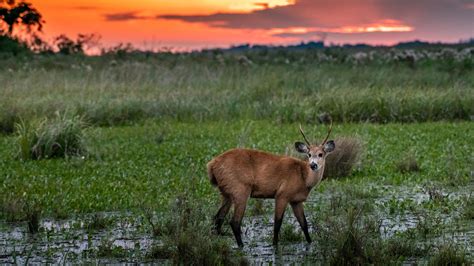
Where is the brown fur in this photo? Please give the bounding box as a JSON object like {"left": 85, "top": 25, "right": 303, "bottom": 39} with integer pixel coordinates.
{"left": 207, "top": 145, "right": 331, "bottom": 247}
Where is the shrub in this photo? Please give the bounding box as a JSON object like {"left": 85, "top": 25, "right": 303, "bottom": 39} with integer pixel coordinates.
{"left": 323, "top": 137, "right": 363, "bottom": 179}
{"left": 0, "top": 35, "right": 30, "bottom": 57}
{"left": 15, "top": 112, "right": 87, "bottom": 160}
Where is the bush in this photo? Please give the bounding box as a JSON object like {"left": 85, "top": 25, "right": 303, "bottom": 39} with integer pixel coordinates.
{"left": 15, "top": 112, "right": 87, "bottom": 160}
{"left": 323, "top": 137, "right": 362, "bottom": 179}
{"left": 0, "top": 35, "right": 30, "bottom": 57}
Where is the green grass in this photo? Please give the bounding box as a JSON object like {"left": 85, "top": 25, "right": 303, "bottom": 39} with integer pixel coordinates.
{"left": 0, "top": 121, "right": 472, "bottom": 216}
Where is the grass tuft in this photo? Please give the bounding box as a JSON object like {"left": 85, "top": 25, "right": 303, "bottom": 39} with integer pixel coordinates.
{"left": 86, "top": 213, "right": 115, "bottom": 231}
{"left": 324, "top": 137, "right": 363, "bottom": 179}
{"left": 95, "top": 238, "right": 129, "bottom": 258}
{"left": 15, "top": 112, "right": 87, "bottom": 160}
{"left": 314, "top": 207, "right": 381, "bottom": 264}
{"left": 26, "top": 204, "right": 41, "bottom": 234}
{"left": 280, "top": 224, "right": 304, "bottom": 243}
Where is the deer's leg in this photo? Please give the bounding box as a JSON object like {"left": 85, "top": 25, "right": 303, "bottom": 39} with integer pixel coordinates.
{"left": 291, "top": 202, "right": 311, "bottom": 243}
{"left": 214, "top": 195, "right": 232, "bottom": 235}
{"left": 230, "top": 192, "right": 249, "bottom": 247}
{"left": 273, "top": 197, "right": 288, "bottom": 246}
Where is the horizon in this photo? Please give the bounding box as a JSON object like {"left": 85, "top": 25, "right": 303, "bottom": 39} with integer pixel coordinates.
{"left": 18, "top": 0, "right": 474, "bottom": 51}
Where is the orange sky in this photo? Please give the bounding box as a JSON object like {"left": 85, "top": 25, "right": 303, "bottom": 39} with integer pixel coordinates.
{"left": 29, "top": 0, "right": 474, "bottom": 50}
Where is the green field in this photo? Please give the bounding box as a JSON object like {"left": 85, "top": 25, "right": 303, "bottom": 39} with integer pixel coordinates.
{"left": 0, "top": 50, "right": 473, "bottom": 264}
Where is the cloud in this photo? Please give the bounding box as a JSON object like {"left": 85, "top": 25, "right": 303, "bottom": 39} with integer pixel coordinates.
{"left": 157, "top": 0, "right": 474, "bottom": 39}
{"left": 158, "top": 0, "right": 385, "bottom": 30}
{"left": 104, "top": 11, "right": 151, "bottom": 21}
{"left": 72, "top": 6, "right": 100, "bottom": 11}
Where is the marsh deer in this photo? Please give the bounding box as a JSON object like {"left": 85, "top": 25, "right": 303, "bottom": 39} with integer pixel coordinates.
{"left": 207, "top": 123, "right": 335, "bottom": 247}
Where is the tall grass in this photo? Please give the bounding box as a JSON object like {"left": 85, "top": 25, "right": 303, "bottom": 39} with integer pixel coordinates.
{"left": 323, "top": 137, "right": 362, "bottom": 179}
{"left": 0, "top": 54, "right": 472, "bottom": 128}
{"left": 15, "top": 112, "right": 87, "bottom": 160}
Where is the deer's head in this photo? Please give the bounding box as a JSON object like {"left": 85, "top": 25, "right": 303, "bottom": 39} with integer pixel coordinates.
{"left": 295, "top": 123, "right": 335, "bottom": 172}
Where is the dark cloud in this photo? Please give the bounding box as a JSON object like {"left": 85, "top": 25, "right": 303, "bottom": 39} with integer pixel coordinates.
{"left": 104, "top": 11, "right": 150, "bottom": 21}
{"left": 254, "top": 3, "right": 270, "bottom": 9}
{"left": 273, "top": 31, "right": 326, "bottom": 39}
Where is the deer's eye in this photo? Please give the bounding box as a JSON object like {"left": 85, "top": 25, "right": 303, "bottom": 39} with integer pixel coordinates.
{"left": 308, "top": 153, "right": 311, "bottom": 158}
{"left": 318, "top": 153, "right": 323, "bottom": 158}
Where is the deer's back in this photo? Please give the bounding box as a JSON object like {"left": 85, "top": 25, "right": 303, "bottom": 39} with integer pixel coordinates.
{"left": 208, "top": 148, "right": 305, "bottom": 198}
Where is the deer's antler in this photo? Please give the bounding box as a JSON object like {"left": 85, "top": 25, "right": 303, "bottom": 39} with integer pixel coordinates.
{"left": 299, "top": 124, "right": 311, "bottom": 146}
{"left": 320, "top": 119, "right": 333, "bottom": 146}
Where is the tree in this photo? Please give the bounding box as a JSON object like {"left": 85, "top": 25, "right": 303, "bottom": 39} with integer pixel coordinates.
{"left": 54, "top": 34, "right": 101, "bottom": 55}
{"left": 0, "top": 0, "right": 43, "bottom": 36}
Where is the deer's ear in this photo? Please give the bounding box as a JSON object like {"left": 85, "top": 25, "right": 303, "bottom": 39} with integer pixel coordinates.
{"left": 295, "top": 142, "right": 310, "bottom": 154}
{"left": 324, "top": 140, "right": 335, "bottom": 153}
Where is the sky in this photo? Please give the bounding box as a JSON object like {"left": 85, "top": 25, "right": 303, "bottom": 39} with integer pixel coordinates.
{"left": 28, "top": 0, "right": 474, "bottom": 50}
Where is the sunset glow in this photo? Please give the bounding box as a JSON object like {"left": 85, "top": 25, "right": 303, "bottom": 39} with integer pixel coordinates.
{"left": 337, "top": 20, "right": 414, "bottom": 34}
{"left": 27, "top": 0, "right": 474, "bottom": 50}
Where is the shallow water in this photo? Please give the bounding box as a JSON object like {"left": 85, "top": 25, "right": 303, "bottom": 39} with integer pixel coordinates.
{"left": 0, "top": 213, "right": 153, "bottom": 264}
{"left": 1, "top": 184, "right": 472, "bottom": 264}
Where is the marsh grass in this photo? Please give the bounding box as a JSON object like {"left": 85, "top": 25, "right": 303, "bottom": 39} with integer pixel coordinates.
{"left": 429, "top": 244, "right": 471, "bottom": 266}
{"left": 313, "top": 206, "right": 435, "bottom": 264}
{"left": 0, "top": 197, "right": 42, "bottom": 233}
{"left": 0, "top": 105, "right": 19, "bottom": 135}
{"left": 96, "top": 238, "right": 129, "bottom": 258}
{"left": 280, "top": 224, "right": 304, "bottom": 243}
{"left": 462, "top": 195, "right": 474, "bottom": 220}
{"left": 314, "top": 207, "right": 385, "bottom": 265}
{"left": 26, "top": 205, "right": 41, "bottom": 234}
{"left": 145, "top": 170, "right": 247, "bottom": 265}
{"left": 86, "top": 214, "right": 115, "bottom": 231}
{"left": 1, "top": 57, "right": 472, "bottom": 126}
{"left": 248, "top": 199, "right": 266, "bottom": 216}
{"left": 147, "top": 193, "right": 247, "bottom": 265}
{"left": 15, "top": 112, "right": 87, "bottom": 160}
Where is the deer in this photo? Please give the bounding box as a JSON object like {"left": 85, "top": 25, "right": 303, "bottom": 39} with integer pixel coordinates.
{"left": 206, "top": 122, "right": 335, "bottom": 247}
